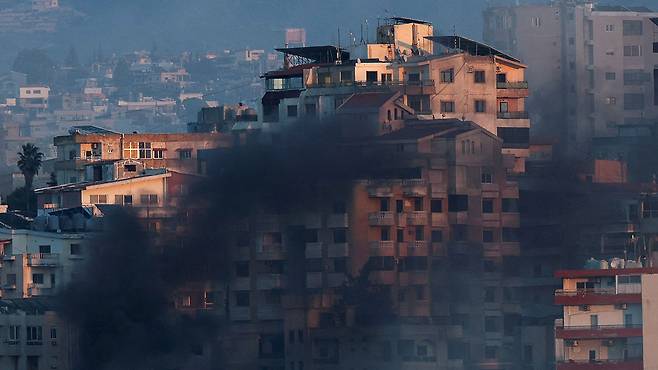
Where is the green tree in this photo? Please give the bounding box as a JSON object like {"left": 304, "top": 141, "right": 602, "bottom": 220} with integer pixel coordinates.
{"left": 17, "top": 143, "right": 44, "bottom": 214}
{"left": 12, "top": 49, "right": 56, "bottom": 85}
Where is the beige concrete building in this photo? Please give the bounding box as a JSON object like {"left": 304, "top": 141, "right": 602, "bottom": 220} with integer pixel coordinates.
{"left": 484, "top": 2, "right": 658, "bottom": 158}
{"left": 554, "top": 265, "right": 658, "bottom": 370}
{"left": 210, "top": 120, "right": 523, "bottom": 370}
{"left": 260, "top": 18, "right": 531, "bottom": 173}
{"left": 52, "top": 125, "right": 231, "bottom": 184}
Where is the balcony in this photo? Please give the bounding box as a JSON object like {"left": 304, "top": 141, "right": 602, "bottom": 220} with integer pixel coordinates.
{"left": 305, "top": 242, "right": 323, "bottom": 258}
{"left": 256, "top": 245, "right": 286, "bottom": 260}
{"left": 27, "top": 284, "right": 53, "bottom": 297}
{"left": 327, "top": 273, "right": 346, "bottom": 287}
{"left": 496, "top": 82, "right": 529, "bottom": 98}
{"left": 306, "top": 272, "right": 322, "bottom": 289}
{"left": 27, "top": 253, "right": 59, "bottom": 267}
{"left": 555, "top": 288, "right": 642, "bottom": 305}
{"left": 556, "top": 359, "right": 642, "bottom": 370}
{"left": 402, "top": 179, "right": 427, "bottom": 196}
{"left": 556, "top": 324, "right": 643, "bottom": 339}
{"left": 407, "top": 212, "right": 428, "bottom": 225}
{"left": 367, "top": 183, "right": 394, "bottom": 197}
{"left": 497, "top": 111, "right": 529, "bottom": 120}
{"left": 369, "top": 212, "right": 395, "bottom": 226}
{"left": 327, "top": 213, "right": 349, "bottom": 228}
{"left": 403, "top": 241, "right": 429, "bottom": 256}
{"left": 327, "top": 243, "right": 349, "bottom": 258}
{"left": 256, "top": 274, "right": 286, "bottom": 290}
{"left": 257, "top": 305, "right": 283, "bottom": 320}
{"left": 306, "top": 80, "right": 436, "bottom": 95}
{"left": 369, "top": 241, "right": 395, "bottom": 256}
{"left": 431, "top": 213, "right": 447, "bottom": 226}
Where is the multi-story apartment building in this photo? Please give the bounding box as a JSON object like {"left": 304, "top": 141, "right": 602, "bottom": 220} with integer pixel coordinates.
{"left": 554, "top": 264, "right": 658, "bottom": 370}
{"left": 52, "top": 125, "right": 230, "bottom": 184}
{"left": 260, "top": 17, "right": 531, "bottom": 173}
{"left": 484, "top": 2, "right": 658, "bottom": 159}
{"left": 0, "top": 214, "right": 90, "bottom": 370}
{"left": 207, "top": 119, "right": 524, "bottom": 370}
{"left": 18, "top": 86, "right": 50, "bottom": 112}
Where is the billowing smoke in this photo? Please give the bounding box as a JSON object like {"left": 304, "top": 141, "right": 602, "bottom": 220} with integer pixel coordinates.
{"left": 57, "top": 120, "right": 394, "bottom": 370}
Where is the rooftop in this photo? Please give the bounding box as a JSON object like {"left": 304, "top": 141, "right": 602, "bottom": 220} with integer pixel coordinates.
{"left": 427, "top": 35, "right": 522, "bottom": 63}
{"left": 35, "top": 171, "right": 170, "bottom": 194}
{"left": 374, "top": 120, "right": 476, "bottom": 142}
{"left": 275, "top": 46, "right": 349, "bottom": 64}
{"left": 68, "top": 125, "right": 120, "bottom": 135}
{"left": 337, "top": 92, "right": 400, "bottom": 111}
{"left": 594, "top": 5, "right": 654, "bottom": 13}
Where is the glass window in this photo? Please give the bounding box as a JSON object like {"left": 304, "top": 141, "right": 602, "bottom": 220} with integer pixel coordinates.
{"left": 474, "top": 71, "right": 485, "bottom": 83}
{"left": 431, "top": 199, "right": 443, "bottom": 213}
{"left": 440, "top": 101, "right": 455, "bottom": 113}
{"left": 440, "top": 69, "right": 454, "bottom": 83}
{"left": 475, "top": 100, "right": 486, "bottom": 113}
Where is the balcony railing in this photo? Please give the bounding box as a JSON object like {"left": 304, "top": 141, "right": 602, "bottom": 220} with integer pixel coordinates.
{"left": 556, "top": 324, "right": 643, "bottom": 339}
{"left": 27, "top": 253, "right": 59, "bottom": 267}
{"left": 557, "top": 358, "right": 643, "bottom": 370}
{"left": 306, "top": 80, "right": 435, "bottom": 89}
{"left": 368, "top": 212, "right": 395, "bottom": 226}
{"left": 556, "top": 286, "right": 641, "bottom": 296}
{"left": 497, "top": 111, "right": 529, "bottom": 119}
{"left": 496, "top": 81, "right": 528, "bottom": 89}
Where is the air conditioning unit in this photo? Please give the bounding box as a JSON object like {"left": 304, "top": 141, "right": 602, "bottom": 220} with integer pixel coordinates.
{"left": 615, "top": 303, "right": 628, "bottom": 310}
{"left": 496, "top": 66, "right": 503, "bottom": 73}
{"left": 467, "top": 66, "right": 474, "bottom": 73}
{"left": 580, "top": 304, "right": 591, "bottom": 311}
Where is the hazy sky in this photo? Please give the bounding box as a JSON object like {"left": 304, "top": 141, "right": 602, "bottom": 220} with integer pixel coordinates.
{"left": 3, "top": 0, "right": 658, "bottom": 65}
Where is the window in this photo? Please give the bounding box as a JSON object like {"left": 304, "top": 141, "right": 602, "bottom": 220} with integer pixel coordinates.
{"left": 482, "top": 199, "right": 494, "bottom": 214}
{"left": 381, "top": 73, "right": 392, "bottom": 83}
{"left": 485, "top": 346, "right": 498, "bottom": 359}
{"left": 124, "top": 164, "right": 137, "bottom": 172}
{"left": 287, "top": 105, "right": 298, "bottom": 117}
{"left": 369, "top": 256, "right": 395, "bottom": 271}
{"left": 380, "top": 227, "right": 391, "bottom": 241}
{"left": 502, "top": 228, "right": 520, "bottom": 242}
{"left": 140, "top": 194, "right": 158, "bottom": 205}
{"left": 623, "top": 20, "right": 643, "bottom": 36}
{"left": 448, "top": 194, "right": 468, "bottom": 212}
{"left": 481, "top": 168, "right": 493, "bottom": 183}
{"left": 27, "top": 326, "right": 42, "bottom": 343}
{"left": 39, "top": 245, "right": 51, "bottom": 254}
{"left": 605, "top": 72, "right": 616, "bottom": 80}
{"left": 334, "top": 258, "right": 347, "bottom": 273}
{"left": 9, "top": 325, "right": 19, "bottom": 341}
{"left": 475, "top": 100, "right": 486, "bottom": 113}
{"left": 396, "top": 229, "right": 404, "bottom": 242}
{"left": 499, "top": 101, "right": 509, "bottom": 113}
{"left": 606, "top": 97, "right": 617, "bottom": 105}
{"left": 531, "top": 17, "right": 541, "bottom": 28}
{"left": 474, "top": 70, "right": 485, "bottom": 83}
{"left": 431, "top": 230, "right": 443, "bottom": 242}
{"left": 624, "top": 93, "right": 645, "bottom": 110}
{"left": 431, "top": 199, "right": 443, "bottom": 213}
{"left": 396, "top": 200, "right": 404, "bottom": 213}
{"left": 502, "top": 198, "right": 518, "bottom": 212}
{"left": 440, "top": 101, "right": 455, "bottom": 113}
{"left": 7, "top": 274, "right": 16, "bottom": 285}
{"left": 366, "top": 71, "right": 378, "bottom": 82}
{"left": 332, "top": 201, "right": 346, "bottom": 214}
{"left": 414, "top": 226, "right": 424, "bottom": 241}
{"left": 380, "top": 198, "right": 390, "bottom": 212}
{"left": 605, "top": 24, "right": 615, "bottom": 32}
{"left": 624, "top": 69, "right": 649, "bottom": 86}
{"left": 33, "top": 273, "right": 44, "bottom": 284}
{"left": 333, "top": 229, "right": 347, "bottom": 243}
{"left": 70, "top": 244, "right": 81, "bottom": 255}
{"left": 485, "top": 316, "right": 499, "bottom": 332}
{"left": 483, "top": 229, "right": 495, "bottom": 243}
{"left": 138, "top": 142, "right": 151, "bottom": 158}
{"left": 235, "top": 261, "right": 249, "bottom": 277}
{"left": 235, "top": 291, "right": 250, "bottom": 306}
{"left": 413, "top": 198, "right": 423, "bottom": 211}
{"left": 440, "top": 69, "right": 454, "bottom": 83}
{"left": 451, "top": 225, "right": 468, "bottom": 242}
{"left": 407, "top": 72, "right": 420, "bottom": 82}
{"left": 623, "top": 45, "right": 641, "bottom": 57}
{"left": 115, "top": 194, "right": 133, "bottom": 206}
{"left": 153, "top": 148, "right": 164, "bottom": 159}
{"left": 179, "top": 149, "right": 192, "bottom": 159}
{"left": 89, "top": 194, "right": 108, "bottom": 204}
{"left": 50, "top": 328, "right": 57, "bottom": 339}
{"left": 340, "top": 70, "right": 353, "bottom": 82}
{"left": 485, "top": 287, "right": 496, "bottom": 303}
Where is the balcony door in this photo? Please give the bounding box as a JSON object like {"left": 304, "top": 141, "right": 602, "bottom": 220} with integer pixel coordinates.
{"left": 590, "top": 314, "right": 598, "bottom": 328}
{"left": 589, "top": 350, "right": 596, "bottom": 362}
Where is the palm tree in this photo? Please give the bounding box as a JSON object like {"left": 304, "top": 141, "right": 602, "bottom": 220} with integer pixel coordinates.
{"left": 17, "top": 143, "right": 44, "bottom": 211}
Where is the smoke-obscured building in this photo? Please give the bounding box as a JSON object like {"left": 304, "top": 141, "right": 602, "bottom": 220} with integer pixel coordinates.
{"left": 483, "top": 1, "right": 658, "bottom": 161}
